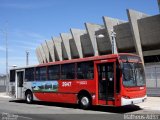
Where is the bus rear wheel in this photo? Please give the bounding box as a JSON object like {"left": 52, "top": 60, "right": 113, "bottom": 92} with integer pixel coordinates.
{"left": 25, "top": 91, "right": 33, "bottom": 104}
{"left": 79, "top": 95, "right": 91, "bottom": 109}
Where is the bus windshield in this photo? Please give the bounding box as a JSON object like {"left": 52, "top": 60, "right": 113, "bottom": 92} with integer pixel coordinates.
{"left": 121, "top": 62, "right": 145, "bottom": 87}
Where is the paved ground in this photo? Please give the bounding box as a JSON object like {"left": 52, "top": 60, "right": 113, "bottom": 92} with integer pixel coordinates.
{"left": 0, "top": 93, "right": 159, "bottom": 120}
{"left": 138, "top": 97, "right": 160, "bottom": 111}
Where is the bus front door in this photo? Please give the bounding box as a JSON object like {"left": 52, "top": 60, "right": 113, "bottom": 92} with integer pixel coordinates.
{"left": 97, "top": 62, "right": 115, "bottom": 104}
{"left": 16, "top": 70, "right": 24, "bottom": 99}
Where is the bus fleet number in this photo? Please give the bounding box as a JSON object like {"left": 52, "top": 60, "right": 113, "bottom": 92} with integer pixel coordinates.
{"left": 62, "top": 82, "right": 72, "bottom": 87}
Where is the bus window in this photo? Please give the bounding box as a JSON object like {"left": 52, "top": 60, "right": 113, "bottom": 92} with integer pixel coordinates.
{"left": 25, "top": 68, "right": 34, "bottom": 81}
{"left": 77, "top": 61, "right": 94, "bottom": 79}
{"left": 61, "top": 63, "right": 75, "bottom": 79}
{"left": 36, "top": 67, "right": 47, "bottom": 81}
{"left": 48, "top": 65, "right": 60, "bottom": 80}
{"left": 10, "top": 70, "right": 15, "bottom": 82}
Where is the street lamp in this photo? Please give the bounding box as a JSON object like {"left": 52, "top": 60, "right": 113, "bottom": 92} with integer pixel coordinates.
{"left": 111, "top": 29, "right": 118, "bottom": 54}
{"left": 11, "top": 65, "right": 17, "bottom": 68}
{"left": 94, "top": 34, "right": 105, "bottom": 56}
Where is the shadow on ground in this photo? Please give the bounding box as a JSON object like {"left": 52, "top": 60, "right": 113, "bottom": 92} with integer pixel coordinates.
{"left": 9, "top": 100, "right": 141, "bottom": 114}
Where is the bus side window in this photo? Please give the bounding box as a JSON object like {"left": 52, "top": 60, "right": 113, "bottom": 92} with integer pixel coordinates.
{"left": 35, "top": 67, "right": 47, "bottom": 81}
{"left": 25, "top": 68, "right": 34, "bottom": 82}
{"left": 10, "top": 70, "right": 15, "bottom": 82}
{"left": 48, "top": 65, "right": 60, "bottom": 80}
{"left": 61, "top": 63, "right": 75, "bottom": 80}
{"left": 77, "top": 61, "right": 94, "bottom": 79}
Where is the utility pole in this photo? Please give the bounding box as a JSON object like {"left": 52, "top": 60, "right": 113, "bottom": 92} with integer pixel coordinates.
{"left": 158, "top": 0, "right": 160, "bottom": 13}
{"left": 26, "top": 50, "right": 29, "bottom": 66}
{"left": 4, "top": 22, "right": 9, "bottom": 93}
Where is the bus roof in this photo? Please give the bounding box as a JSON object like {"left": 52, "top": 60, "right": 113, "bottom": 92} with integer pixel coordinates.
{"left": 10, "top": 53, "right": 139, "bottom": 70}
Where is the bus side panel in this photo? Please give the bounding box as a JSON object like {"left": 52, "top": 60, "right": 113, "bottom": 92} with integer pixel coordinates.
{"left": 23, "top": 82, "right": 39, "bottom": 101}
{"left": 9, "top": 82, "right": 16, "bottom": 97}
{"left": 58, "top": 80, "right": 96, "bottom": 94}
{"left": 33, "top": 93, "right": 77, "bottom": 103}
{"left": 31, "top": 80, "right": 96, "bottom": 104}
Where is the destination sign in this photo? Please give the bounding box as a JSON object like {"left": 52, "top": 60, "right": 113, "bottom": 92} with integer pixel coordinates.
{"left": 119, "top": 55, "right": 141, "bottom": 62}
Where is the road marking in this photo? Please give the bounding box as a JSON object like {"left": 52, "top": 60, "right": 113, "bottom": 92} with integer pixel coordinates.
{"left": 18, "top": 115, "right": 33, "bottom": 120}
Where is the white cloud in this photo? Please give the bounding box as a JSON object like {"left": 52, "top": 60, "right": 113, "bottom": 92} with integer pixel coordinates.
{"left": 11, "top": 30, "right": 48, "bottom": 41}
{"left": 9, "top": 30, "right": 49, "bottom": 51}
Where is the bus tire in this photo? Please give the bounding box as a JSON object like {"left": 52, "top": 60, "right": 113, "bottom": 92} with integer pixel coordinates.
{"left": 25, "top": 91, "right": 33, "bottom": 104}
{"left": 79, "top": 95, "right": 91, "bottom": 109}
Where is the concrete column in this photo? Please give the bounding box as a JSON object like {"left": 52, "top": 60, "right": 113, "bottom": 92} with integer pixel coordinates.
{"left": 85, "top": 23, "right": 104, "bottom": 56}
{"left": 60, "top": 33, "right": 72, "bottom": 60}
{"left": 127, "top": 9, "right": 149, "bottom": 64}
{"left": 113, "top": 22, "right": 135, "bottom": 53}
{"left": 103, "top": 16, "right": 125, "bottom": 54}
{"left": 37, "top": 46, "right": 44, "bottom": 63}
{"left": 52, "top": 37, "right": 62, "bottom": 61}
{"left": 70, "top": 28, "right": 86, "bottom": 58}
{"left": 39, "top": 45, "right": 46, "bottom": 63}
{"left": 138, "top": 15, "right": 160, "bottom": 51}
{"left": 41, "top": 42, "right": 50, "bottom": 63}
{"left": 94, "top": 29, "right": 111, "bottom": 54}
{"left": 35, "top": 48, "right": 42, "bottom": 63}
{"left": 46, "top": 40, "right": 55, "bottom": 62}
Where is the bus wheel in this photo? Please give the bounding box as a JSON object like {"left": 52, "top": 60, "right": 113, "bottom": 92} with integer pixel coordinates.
{"left": 79, "top": 95, "right": 91, "bottom": 109}
{"left": 25, "top": 91, "right": 33, "bottom": 104}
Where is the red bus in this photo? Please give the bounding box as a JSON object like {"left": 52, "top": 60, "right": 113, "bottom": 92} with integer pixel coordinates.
{"left": 9, "top": 53, "right": 147, "bottom": 109}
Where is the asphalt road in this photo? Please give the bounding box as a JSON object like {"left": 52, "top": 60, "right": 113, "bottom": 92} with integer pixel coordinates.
{"left": 0, "top": 97, "right": 159, "bottom": 120}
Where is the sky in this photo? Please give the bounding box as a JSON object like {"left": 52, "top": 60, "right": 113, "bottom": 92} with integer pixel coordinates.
{"left": 0, "top": 0, "right": 159, "bottom": 74}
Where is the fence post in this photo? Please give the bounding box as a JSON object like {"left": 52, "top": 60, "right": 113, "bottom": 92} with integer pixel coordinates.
{"left": 155, "top": 67, "right": 158, "bottom": 88}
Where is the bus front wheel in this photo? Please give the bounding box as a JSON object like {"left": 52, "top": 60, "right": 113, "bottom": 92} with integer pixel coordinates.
{"left": 25, "top": 91, "right": 33, "bottom": 104}
{"left": 79, "top": 95, "right": 91, "bottom": 109}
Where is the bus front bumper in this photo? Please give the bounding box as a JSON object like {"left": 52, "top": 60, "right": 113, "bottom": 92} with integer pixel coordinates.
{"left": 121, "top": 95, "right": 147, "bottom": 106}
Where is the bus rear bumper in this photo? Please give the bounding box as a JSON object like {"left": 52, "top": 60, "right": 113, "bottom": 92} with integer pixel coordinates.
{"left": 121, "top": 95, "right": 147, "bottom": 106}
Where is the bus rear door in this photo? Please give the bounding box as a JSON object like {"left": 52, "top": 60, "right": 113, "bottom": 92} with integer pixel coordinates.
{"left": 15, "top": 69, "right": 24, "bottom": 99}
{"left": 95, "top": 59, "right": 116, "bottom": 106}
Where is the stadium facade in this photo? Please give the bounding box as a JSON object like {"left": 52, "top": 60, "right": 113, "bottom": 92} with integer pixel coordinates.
{"left": 35, "top": 7, "right": 160, "bottom": 93}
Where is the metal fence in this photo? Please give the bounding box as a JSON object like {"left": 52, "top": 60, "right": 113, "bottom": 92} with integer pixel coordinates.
{"left": 0, "top": 76, "right": 6, "bottom": 92}
{"left": 145, "top": 66, "right": 160, "bottom": 88}
{"left": 0, "top": 76, "right": 6, "bottom": 86}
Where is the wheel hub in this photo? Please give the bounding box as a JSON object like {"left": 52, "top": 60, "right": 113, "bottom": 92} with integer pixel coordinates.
{"left": 81, "top": 97, "right": 89, "bottom": 106}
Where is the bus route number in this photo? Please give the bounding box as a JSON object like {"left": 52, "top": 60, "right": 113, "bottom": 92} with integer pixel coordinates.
{"left": 62, "top": 82, "right": 72, "bottom": 87}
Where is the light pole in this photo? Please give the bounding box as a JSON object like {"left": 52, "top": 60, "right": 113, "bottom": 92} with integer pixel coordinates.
{"left": 111, "top": 29, "right": 118, "bottom": 54}
{"left": 0, "top": 28, "right": 9, "bottom": 93}
{"left": 158, "top": 0, "right": 160, "bottom": 13}
{"left": 26, "top": 50, "right": 29, "bottom": 66}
